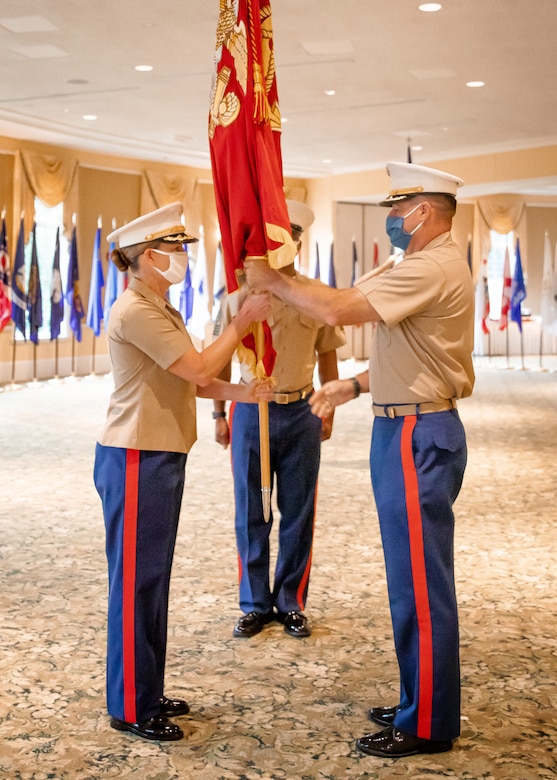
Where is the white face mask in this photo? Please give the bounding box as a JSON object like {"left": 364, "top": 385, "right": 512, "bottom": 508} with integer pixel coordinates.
{"left": 153, "top": 249, "right": 188, "bottom": 285}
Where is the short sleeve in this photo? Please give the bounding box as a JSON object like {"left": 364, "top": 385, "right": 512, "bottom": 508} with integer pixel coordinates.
{"left": 117, "top": 298, "right": 193, "bottom": 369}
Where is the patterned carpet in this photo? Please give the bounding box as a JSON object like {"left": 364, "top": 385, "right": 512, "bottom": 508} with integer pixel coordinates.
{"left": 0, "top": 357, "right": 556, "bottom": 780}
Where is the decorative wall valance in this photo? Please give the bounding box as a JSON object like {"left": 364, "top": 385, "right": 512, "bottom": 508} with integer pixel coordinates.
{"left": 477, "top": 194, "right": 525, "bottom": 235}
{"left": 472, "top": 194, "right": 528, "bottom": 281}
{"left": 19, "top": 150, "right": 78, "bottom": 238}
{"left": 141, "top": 169, "right": 200, "bottom": 235}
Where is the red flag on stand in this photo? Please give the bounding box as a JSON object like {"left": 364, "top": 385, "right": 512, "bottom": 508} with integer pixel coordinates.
{"left": 209, "top": 0, "right": 296, "bottom": 377}
{"left": 372, "top": 239, "right": 379, "bottom": 270}
{"left": 499, "top": 246, "right": 512, "bottom": 331}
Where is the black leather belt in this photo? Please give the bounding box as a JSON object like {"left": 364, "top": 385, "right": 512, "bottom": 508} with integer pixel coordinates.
{"left": 273, "top": 383, "right": 313, "bottom": 405}
{"left": 372, "top": 398, "right": 457, "bottom": 418}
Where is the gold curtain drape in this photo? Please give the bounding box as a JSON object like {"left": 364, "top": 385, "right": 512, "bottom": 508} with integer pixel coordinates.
{"left": 141, "top": 169, "right": 201, "bottom": 236}
{"left": 473, "top": 194, "right": 528, "bottom": 281}
{"left": 19, "top": 150, "right": 78, "bottom": 239}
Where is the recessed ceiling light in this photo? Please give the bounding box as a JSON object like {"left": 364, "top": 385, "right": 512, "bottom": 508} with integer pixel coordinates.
{"left": 281, "top": 117, "right": 288, "bottom": 123}
{"left": 418, "top": 3, "right": 443, "bottom": 11}
{"left": 412, "top": 145, "right": 423, "bottom": 151}
{"left": 82, "top": 114, "right": 97, "bottom": 121}
{"left": 135, "top": 65, "right": 153, "bottom": 72}
{"left": 322, "top": 158, "right": 332, "bottom": 164}
{"left": 466, "top": 81, "right": 485, "bottom": 88}
{"left": 324, "top": 90, "right": 336, "bottom": 96}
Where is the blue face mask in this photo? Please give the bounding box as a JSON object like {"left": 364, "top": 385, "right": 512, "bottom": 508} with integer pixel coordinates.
{"left": 385, "top": 203, "right": 423, "bottom": 251}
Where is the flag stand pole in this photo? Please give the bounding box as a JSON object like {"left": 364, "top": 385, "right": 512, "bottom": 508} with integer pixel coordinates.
{"left": 515, "top": 329, "right": 526, "bottom": 371}
{"left": 91, "top": 331, "right": 96, "bottom": 376}
{"left": 32, "top": 343, "right": 39, "bottom": 384}
{"left": 9, "top": 332, "right": 22, "bottom": 391}
{"left": 67, "top": 332, "right": 79, "bottom": 382}
{"left": 538, "top": 328, "right": 548, "bottom": 372}
{"left": 49, "top": 338, "right": 63, "bottom": 384}
{"left": 501, "top": 327, "right": 513, "bottom": 370}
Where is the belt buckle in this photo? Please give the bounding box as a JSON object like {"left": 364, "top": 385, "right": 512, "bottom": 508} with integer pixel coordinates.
{"left": 274, "top": 392, "right": 289, "bottom": 405}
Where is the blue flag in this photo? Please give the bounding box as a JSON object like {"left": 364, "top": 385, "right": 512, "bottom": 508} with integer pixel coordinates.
{"left": 211, "top": 242, "right": 226, "bottom": 321}
{"left": 350, "top": 239, "right": 358, "bottom": 286}
{"left": 27, "top": 224, "right": 43, "bottom": 345}
{"left": 510, "top": 238, "right": 526, "bottom": 332}
{"left": 11, "top": 216, "right": 27, "bottom": 339}
{"left": 314, "top": 242, "right": 321, "bottom": 280}
{"left": 86, "top": 225, "right": 105, "bottom": 337}
{"left": 104, "top": 241, "right": 126, "bottom": 326}
{"left": 328, "top": 242, "right": 337, "bottom": 288}
{"left": 66, "top": 225, "right": 84, "bottom": 342}
{"left": 50, "top": 227, "right": 64, "bottom": 341}
{"left": 179, "top": 255, "right": 194, "bottom": 324}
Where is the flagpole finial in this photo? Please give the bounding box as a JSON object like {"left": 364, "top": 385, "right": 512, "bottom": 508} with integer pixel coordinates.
{"left": 20, "top": 210, "right": 25, "bottom": 220}
{"left": 72, "top": 212, "right": 77, "bottom": 226}
{"left": 98, "top": 216, "right": 102, "bottom": 229}
{"left": 112, "top": 217, "right": 117, "bottom": 230}
{"left": 1, "top": 207, "right": 5, "bottom": 220}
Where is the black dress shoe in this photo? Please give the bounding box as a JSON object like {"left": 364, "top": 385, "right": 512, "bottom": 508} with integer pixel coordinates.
{"left": 110, "top": 714, "right": 184, "bottom": 741}
{"left": 277, "top": 610, "right": 311, "bottom": 638}
{"left": 356, "top": 726, "right": 453, "bottom": 758}
{"left": 368, "top": 705, "right": 398, "bottom": 727}
{"left": 233, "top": 611, "right": 274, "bottom": 637}
{"left": 160, "top": 695, "right": 190, "bottom": 717}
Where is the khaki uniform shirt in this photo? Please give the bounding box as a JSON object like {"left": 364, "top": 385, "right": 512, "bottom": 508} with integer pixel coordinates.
{"left": 356, "top": 232, "right": 475, "bottom": 404}
{"left": 216, "top": 274, "right": 345, "bottom": 392}
{"left": 98, "top": 278, "right": 197, "bottom": 453}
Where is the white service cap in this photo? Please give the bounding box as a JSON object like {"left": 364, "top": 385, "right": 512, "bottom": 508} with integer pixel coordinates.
{"left": 379, "top": 162, "right": 464, "bottom": 207}
{"left": 106, "top": 202, "right": 197, "bottom": 247}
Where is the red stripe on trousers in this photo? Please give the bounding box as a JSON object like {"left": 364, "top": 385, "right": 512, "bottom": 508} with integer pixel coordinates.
{"left": 296, "top": 481, "right": 317, "bottom": 610}
{"left": 229, "top": 403, "right": 243, "bottom": 584}
{"left": 123, "top": 449, "right": 140, "bottom": 723}
{"left": 400, "top": 417, "right": 434, "bottom": 739}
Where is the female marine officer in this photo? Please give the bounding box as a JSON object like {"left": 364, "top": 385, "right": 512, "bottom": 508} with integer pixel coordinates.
{"left": 94, "top": 202, "right": 271, "bottom": 742}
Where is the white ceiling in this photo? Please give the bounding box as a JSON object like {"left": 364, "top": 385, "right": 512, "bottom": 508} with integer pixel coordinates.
{"left": 1, "top": 0, "right": 557, "bottom": 197}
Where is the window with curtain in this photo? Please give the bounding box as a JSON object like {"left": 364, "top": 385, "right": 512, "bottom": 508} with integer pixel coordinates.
{"left": 17, "top": 198, "right": 70, "bottom": 341}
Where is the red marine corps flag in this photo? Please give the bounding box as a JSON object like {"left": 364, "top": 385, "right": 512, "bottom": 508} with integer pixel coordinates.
{"left": 209, "top": 0, "right": 297, "bottom": 519}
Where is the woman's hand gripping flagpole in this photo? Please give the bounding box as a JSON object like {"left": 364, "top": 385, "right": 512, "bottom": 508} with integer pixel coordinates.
{"left": 236, "top": 259, "right": 276, "bottom": 522}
